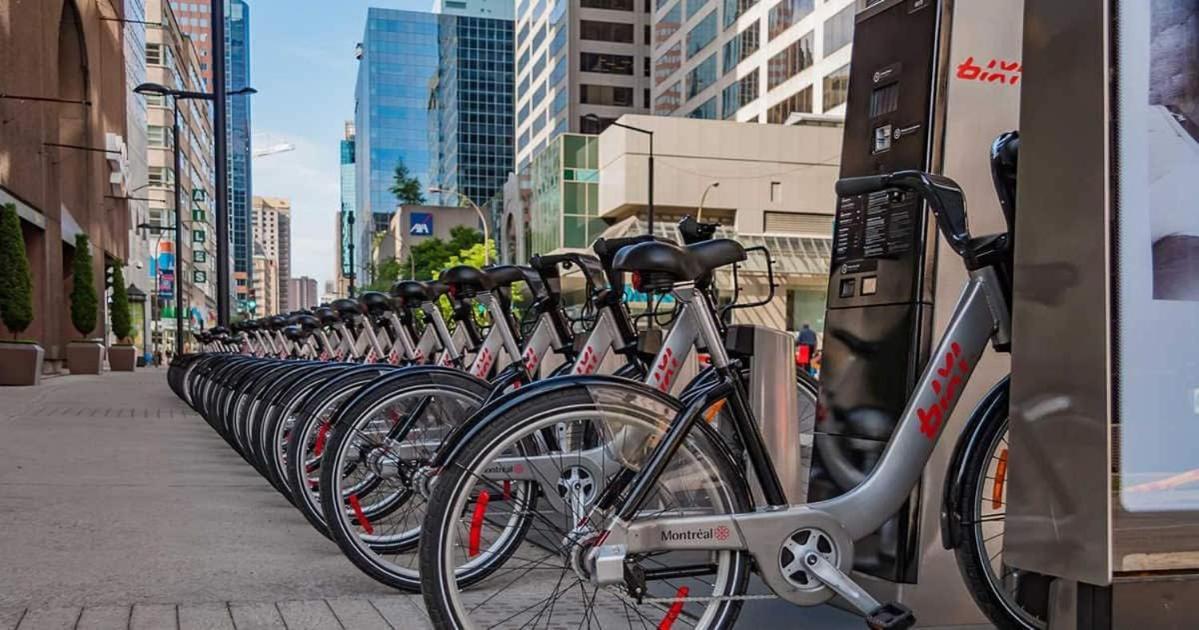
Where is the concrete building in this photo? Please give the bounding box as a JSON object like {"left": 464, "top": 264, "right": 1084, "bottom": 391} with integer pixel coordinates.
{"left": 124, "top": 0, "right": 153, "bottom": 358}
{"left": 513, "top": 0, "right": 655, "bottom": 172}
{"left": 250, "top": 242, "right": 279, "bottom": 316}
{"left": 498, "top": 172, "right": 532, "bottom": 264}
{"left": 251, "top": 196, "right": 291, "bottom": 311}
{"left": 594, "top": 114, "right": 842, "bottom": 329}
{"left": 144, "top": 0, "right": 219, "bottom": 345}
{"left": 288, "top": 276, "right": 319, "bottom": 311}
{"left": 172, "top": 0, "right": 253, "bottom": 309}
{"left": 527, "top": 134, "right": 605, "bottom": 256}
{"left": 0, "top": 0, "right": 131, "bottom": 365}
{"left": 374, "top": 204, "right": 483, "bottom": 273}
{"left": 651, "top": 0, "right": 854, "bottom": 122}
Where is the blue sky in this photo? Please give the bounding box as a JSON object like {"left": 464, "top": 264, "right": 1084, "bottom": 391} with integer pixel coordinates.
{"left": 249, "top": 0, "right": 426, "bottom": 292}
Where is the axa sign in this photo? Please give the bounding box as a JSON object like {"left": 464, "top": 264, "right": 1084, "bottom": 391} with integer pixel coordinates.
{"left": 410, "top": 212, "right": 434, "bottom": 236}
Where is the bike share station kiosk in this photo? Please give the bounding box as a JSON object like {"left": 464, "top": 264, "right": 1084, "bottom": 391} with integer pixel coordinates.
{"left": 775, "top": 0, "right": 1199, "bottom": 626}
{"left": 754, "top": 0, "right": 1025, "bottom": 626}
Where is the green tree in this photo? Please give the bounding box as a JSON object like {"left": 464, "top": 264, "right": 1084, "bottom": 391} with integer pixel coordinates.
{"left": 69, "top": 233, "right": 98, "bottom": 337}
{"left": 0, "top": 203, "right": 34, "bottom": 338}
{"left": 110, "top": 262, "right": 132, "bottom": 342}
{"left": 389, "top": 160, "right": 426, "bottom": 206}
{"left": 447, "top": 225, "right": 483, "bottom": 253}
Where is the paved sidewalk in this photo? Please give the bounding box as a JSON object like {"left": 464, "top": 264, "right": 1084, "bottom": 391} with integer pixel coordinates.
{"left": 0, "top": 369, "right": 428, "bottom": 629}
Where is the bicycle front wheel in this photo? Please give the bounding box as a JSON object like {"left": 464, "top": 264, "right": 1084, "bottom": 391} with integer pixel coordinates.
{"left": 420, "top": 381, "right": 753, "bottom": 630}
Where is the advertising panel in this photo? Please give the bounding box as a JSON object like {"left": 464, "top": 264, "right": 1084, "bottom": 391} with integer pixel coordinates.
{"left": 1115, "top": 0, "right": 1199, "bottom": 513}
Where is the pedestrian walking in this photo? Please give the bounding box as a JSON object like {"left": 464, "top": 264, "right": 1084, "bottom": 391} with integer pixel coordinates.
{"left": 796, "top": 323, "right": 818, "bottom": 374}
{"left": 153, "top": 350, "right": 162, "bottom": 367}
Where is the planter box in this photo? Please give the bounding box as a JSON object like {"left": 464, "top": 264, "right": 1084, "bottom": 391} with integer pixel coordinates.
{"left": 0, "top": 342, "right": 44, "bottom": 386}
{"left": 66, "top": 341, "right": 104, "bottom": 375}
{"left": 109, "top": 345, "right": 137, "bottom": 372}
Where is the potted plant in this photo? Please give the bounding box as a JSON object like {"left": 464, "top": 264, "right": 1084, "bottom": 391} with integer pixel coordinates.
{"left": 0, "top": 203, "right": 43, "bottom": 386}
{"left": 66, "top": 233, "right": 104, "bottom": 375}
{"left": 108, "top": 261, "right": 136, "bottom": 371}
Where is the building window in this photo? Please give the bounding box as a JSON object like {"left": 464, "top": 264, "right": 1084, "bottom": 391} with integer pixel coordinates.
{"left": 656, "top": 3, "right": 682, "bottom": 46}
{"left": 582, "top": 0, "right": 635, "bottom": 9}
{"left": 644, "top": 56, "right": 651, "bottom": 77}
{"left": 655, "top": 42, "right": 682, "bottom": 84}
{"left": 767, "top": 0, "right": 813, "bottom": 40}
{"left": 580, "top": 84, "right": 635, "bottom": 106}
{"left": 823, "top": 4, "right": 855, "bottom": 56}
{"left": 822, "top": 63, "right": 850, "bottom": 111}
{"left": 722, "top": 0, "right": 758, "bottom": 28}
{"left": 145, "top": 42, "right": 162, "bottom": 65}
{"left": 686, "top": 0, "right": 711, "bottom": 20}
{"left": 686, "top": 11, "right": 718, "bottom": 58}
{"left": 148, "top": 166, "right": 174, "bottom": 187}
{"left": 767, "top": 30, "right": 814, "bottom": 89}
{"left": 687, "top": 97, "right": 718, "bottom": 119}
{"left": 147, "top": 125, "right": 171, "bottom": 148}
{"left": 580, "top": 52, "right": 635, "bottom": 75}
{"left": 767, "top": 85, "right": 812, "bottom": 123}
{"left": 686, "top": 53, "right": 718, "bottom": 98}
{"left": 721, "top": 72, "right": 759, "bottom": 118}
{"left": 722, "top": 21, "right": 760, "bottom": 73}
{"left": 580, "top": 115, "right": 617, "bottom": 133}
{"left": 580, "top": 20, "right": 635, "bottom": 43}
{"left": 655, "top": 81, "right": 683, "bottom": 115}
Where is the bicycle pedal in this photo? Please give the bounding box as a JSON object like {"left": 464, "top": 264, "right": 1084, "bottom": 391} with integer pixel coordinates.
{"left": 866, "top": 602, "right": 916, "bottom": 630}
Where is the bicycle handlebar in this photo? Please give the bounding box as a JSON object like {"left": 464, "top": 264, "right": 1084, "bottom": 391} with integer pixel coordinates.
{"left": 837, "top": 170, "right": 972, "bottom": 258}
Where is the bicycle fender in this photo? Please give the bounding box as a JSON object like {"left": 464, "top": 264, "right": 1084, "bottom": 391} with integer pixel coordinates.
{"left": 941, "top": 375, "right": 1010, "bottom": 550}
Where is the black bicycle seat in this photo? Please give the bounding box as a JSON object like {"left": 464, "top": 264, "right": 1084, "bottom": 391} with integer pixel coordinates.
{"left": 441, "top": 265, "right": 493, "bottom": 297}
{"left": 266, "top": 315, "right": 288, "bottom": 331}
{"left": 331, "top": 298, "right": 362, "bottom": 318}
{"left": 314, "top": 307, "right": 339, "bottom": 326}
{"left": 613, "top": 238, "right": 745, "bottom": 289}
{"left": 358, "top": 291, "right": 392, "bottom": 314}
{"left": 282, "top": 324, "right": 310, "bottom": 342}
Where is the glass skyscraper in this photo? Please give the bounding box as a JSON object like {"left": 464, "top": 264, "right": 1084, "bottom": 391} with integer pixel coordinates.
{"left": 430, "top": 14, "right": 515, "bottom": 206}
{"left": 354, "top": 8, "right": 440, "bottom": 244}
{"left": 227, "top": 0, "right": 253, "bottom": 296}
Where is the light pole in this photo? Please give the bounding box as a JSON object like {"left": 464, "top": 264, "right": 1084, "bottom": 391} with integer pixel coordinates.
{"left": 429, "top": 187, "right": 491, "bottom": 266}
{"left": 134, "top": 82, "right": 256, "bottom": 354}
{"left": 583, "top": 113, "right": 655, "bottom": 234}
{"left": 697, "top": 181, "right": 720, "bottom": 221}
{"left": 346, "top": 212, "right": 357, "bottom": 297}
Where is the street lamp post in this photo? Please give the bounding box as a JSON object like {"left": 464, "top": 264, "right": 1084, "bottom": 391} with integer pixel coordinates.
{"left": 346, "top": 212, "right": 357, "bottom": 297}
{"left": 583, "top": 114, "right": 655, "bottom": 234}
{"left": 697, "top": 181, "right": 720, "bottom": 221}
{"left": 134, "top": 82, "right": 256, "bottom": 354}
{"left": 429, "top": 187, "right": 491, "bottom": 266}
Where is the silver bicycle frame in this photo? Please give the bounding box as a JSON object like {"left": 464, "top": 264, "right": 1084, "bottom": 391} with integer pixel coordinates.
{"left": 592, "top": 267, "right": 1011, "bottom": 606}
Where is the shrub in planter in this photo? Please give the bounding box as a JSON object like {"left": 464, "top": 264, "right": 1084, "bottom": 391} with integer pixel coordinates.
{"left": 0, "top": 203, "right": 43, "bottom": 385}
{"left": 66, "top": 234, "right": 103, "bottom": 375}
{"left": 108, "top": 262, "right": 136, "bottom": 372}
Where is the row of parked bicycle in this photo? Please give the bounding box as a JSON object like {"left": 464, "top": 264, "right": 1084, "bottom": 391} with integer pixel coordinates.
{"left": 167, "top": 137, "right": 1043, "bottom": 630}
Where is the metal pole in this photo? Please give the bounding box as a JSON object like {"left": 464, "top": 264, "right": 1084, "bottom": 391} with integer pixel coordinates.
{"left": 212, "top": 0, "right": 230, "bottom": 326}
{"left": 173, "top": 102, "right": 185, "bottom": 355}
{"left": 347, "top": 213, "right": 356, "bottom": 296}
{"left": 647, "top": 133, "right": 655, "bottom": 235}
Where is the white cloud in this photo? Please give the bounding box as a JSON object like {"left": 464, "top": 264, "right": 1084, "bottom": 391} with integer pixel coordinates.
{"left": 252, "top": 129, "right": 340, "bottom": 292}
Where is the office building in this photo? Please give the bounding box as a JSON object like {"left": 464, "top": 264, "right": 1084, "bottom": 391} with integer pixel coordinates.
{"left": 146, "top": 0, "right": 220, "bottom": 342}
{"left": 337, "top": 122, "right": 357, "bottom": 296}
{"left": 251, "top": 196, "right": 291, "bottom": 311}
{"left": 651, "top": 0, "right": 855, "bottom": 122}
{"left": 374, "top": 205, "right": 484, "bottom": 273}
{"left": 429, "top": 12, "right": 515, "bottom": 207}
{"left": 125, "top": 0, "right": 153, "bottom": 356}
{"left": 251, "top": 242, "right": 279, "bottom": 316}
{"left": 354, "top": 8, "right": 440, "bottom": 255}
{"left": 289, "top": 276, "right": 320, "bottom": 311}
{"left": 513, "top": 0, "right": 655, "bottom": 172}
{"left": 527, "top": 134, "right": 605, "bottom": 255}
{"left": 0, "top": 0, "right": 131, "bottom": 363}
{"left": 173, "top": 0, "right": 254, "bottom": 308}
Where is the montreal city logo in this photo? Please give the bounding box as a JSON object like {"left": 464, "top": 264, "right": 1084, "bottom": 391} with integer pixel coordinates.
{"left": 660, "top": 526, "right": 731, "bottom": 542}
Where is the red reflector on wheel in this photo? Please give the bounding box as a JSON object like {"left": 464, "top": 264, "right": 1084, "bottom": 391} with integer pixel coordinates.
{"left": 348, "top": 494, "right": 373, "bottom": 534}
{"left": 313, "top": 422, "right": 331, "bottom": 457}
{"left": 468, "top": 490, "right": 491, "bottom": 557}
{"left": 658, "top": 586, "right": 690, "bottom": 630}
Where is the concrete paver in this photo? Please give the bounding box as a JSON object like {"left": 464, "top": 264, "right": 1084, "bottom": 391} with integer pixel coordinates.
{"left": 14, "top": 606, "right": 79, "bottom": 630}
{"left": 327, "top": 598, "right": 394, "bottom": 630}
{"left": 177, "top": 602, "right": 234, "bottom": 630}
{"left": 129, "top": 603, "right": 177, "bottom": 630}
{"left": 228, "top": 602, "right": 287, "bottom": 630}
{"left": 276, "top": 599, "right": 343, "bottom": 629}
{"left": 75, "top": 604, "right": 131, "bottom": 629}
